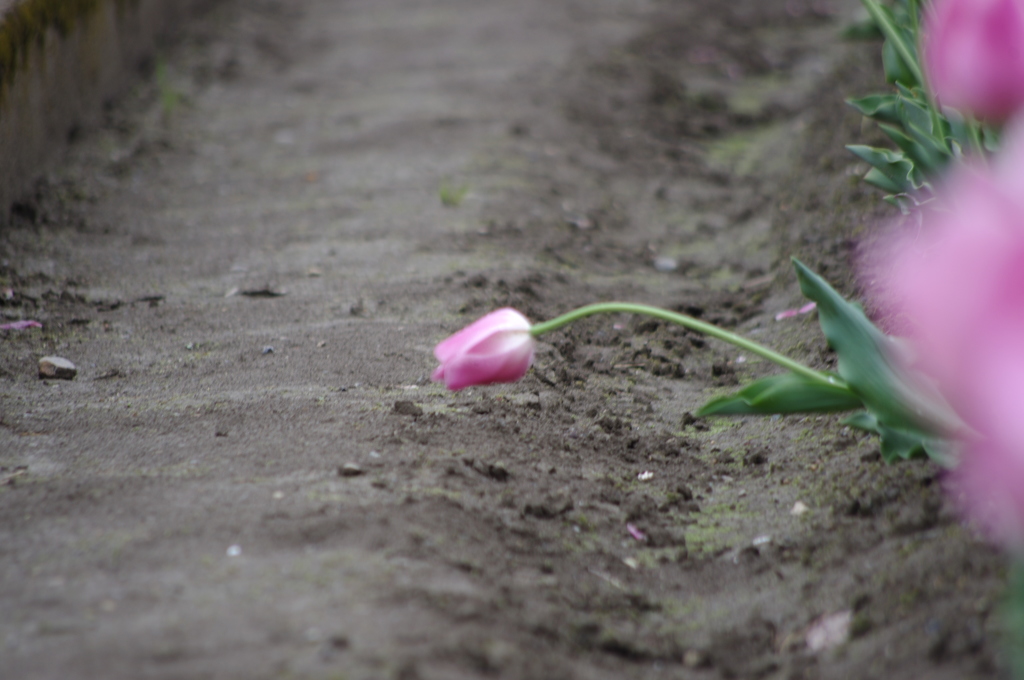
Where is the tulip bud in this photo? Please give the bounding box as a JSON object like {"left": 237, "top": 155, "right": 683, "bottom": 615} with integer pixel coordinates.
{"left": 432, "top": 308, "right": 536, "bottom": 391}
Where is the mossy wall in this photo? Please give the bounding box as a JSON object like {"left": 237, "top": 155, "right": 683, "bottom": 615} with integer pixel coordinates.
{"left": 0, "top": 0, "right": 215, "bottom": 215}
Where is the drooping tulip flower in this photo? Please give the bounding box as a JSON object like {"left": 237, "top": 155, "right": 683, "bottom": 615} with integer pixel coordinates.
{"left": 432, "top": 308, "right": 536, "bottom": 391}
{"left": 922, "top": 0, "right": 1024, "bottom": 122}
{"left": 871, "top": 123, "right": 1024, "bottom": 548}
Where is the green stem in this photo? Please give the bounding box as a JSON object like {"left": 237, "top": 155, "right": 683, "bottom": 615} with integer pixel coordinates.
{"left": 862, "top": 0, "right": 925, "bottom": 87}
{"left": 966, "top": 116, "right": 988, "bottom": 159}
{"left": 907, "top": 0, "right": 919, "bottom": 36}
{"left": 529, "top": 302, "right": 844, "bottom": 389}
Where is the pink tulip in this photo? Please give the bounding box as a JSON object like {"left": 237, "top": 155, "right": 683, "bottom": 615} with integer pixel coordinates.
{"left": 922, "top": 0, "right": 1024, "bottom": 122}
{"left": 870, "top": 123, "right": 1024, "bottom": 548}
{"left": 432, "top": 308, "right": 536, "bottom": 391}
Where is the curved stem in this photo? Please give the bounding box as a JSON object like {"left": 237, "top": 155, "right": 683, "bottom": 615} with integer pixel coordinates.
{"left": 529, "top": 302, "right": 844, "bottom": 389}
{"left": 862, "top": 0, "right": 924, "bottom": 87}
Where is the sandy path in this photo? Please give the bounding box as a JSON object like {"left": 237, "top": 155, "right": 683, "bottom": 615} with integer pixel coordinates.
{"left": 0, "top": 1, "right": 1005, "bottom": 678}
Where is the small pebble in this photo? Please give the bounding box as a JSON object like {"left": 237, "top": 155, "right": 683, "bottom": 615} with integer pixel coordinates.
{"left": 637, "top": 471, "right": 654, "bottom": 481}
{"left": 393, "top": 400, "right": 423, "bottom": 417}
{"left": 653, "top": 256, "right": 678, "bottom": 272}
{"left": 791, "top": 501, "right": 809, "bottom": 516}
{"left": 38, "top": 356, "right": 77, "bottom": 380}
{"left": 262, "top": 346, "right": 275, "bottom": 354}
{"left": 683, "top": 649, "right": 710, "bottom": 668}
{"left": 226, "top": 545, "right": 242, "bottom": 557}
{"left": 339, "top": 463, "right": 364, "bottom": 477}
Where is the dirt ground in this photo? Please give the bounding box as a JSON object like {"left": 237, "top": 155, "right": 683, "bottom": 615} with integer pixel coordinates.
{"left": 0, "top": 0, "right": 1011, "bottom": 678}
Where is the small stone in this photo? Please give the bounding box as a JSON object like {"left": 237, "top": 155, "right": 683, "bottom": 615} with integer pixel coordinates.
{"left": 262, "top": 346, "right": 275, "bottom": 354}
{"left": 393, "top": 400, "right": 423, "bottom": 417}
{"left": 653, "top": 256, "right": 678, "bottom": 272}
{"left": 683, "top": 649, "right": 711, "bottom": 668}
{"left": 38, "top": 356, "right": 77, "bottom": 380}
{"left": 339, "top": 463, "right": 364, "bottom": 477}
{"left": 791, "top": 501, "right": 809, "bottom": 516}
{"left": 485, "top": 462, "right": 510, "bottom": 482}
{"left": 523, "top": 492, "right": 573, "bottom": 519}
{"left": 805, "top": 610, "right": 852, "bottom": 652}
{"left": 226, "top": 545, "right": 242, "bottom": 557}
{"left": 645, "top": 525, "right": 687, "bottom": 548}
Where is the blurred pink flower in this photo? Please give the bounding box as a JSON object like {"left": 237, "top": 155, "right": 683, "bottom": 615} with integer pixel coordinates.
{"left": 922, "top": 0, "right": 1024, "bottom": 121}
{"left": 432, "top": 308, "right": 536, "bottom": 391}
{"left": 871, "top": 122, "right": 1024, "bottom": 547}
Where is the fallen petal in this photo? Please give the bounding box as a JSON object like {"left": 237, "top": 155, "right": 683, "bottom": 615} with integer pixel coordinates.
{"left": 0, "top": 320, "right": 42, "bottom": 330}
{"left": 626, "top": 523, "right": 647, "bottom": 541}
{"left": 805, "top": 610, "right": 852, "bottom": 652}
{"left": 775, "top": 302, "right": 817, "bottom": 321}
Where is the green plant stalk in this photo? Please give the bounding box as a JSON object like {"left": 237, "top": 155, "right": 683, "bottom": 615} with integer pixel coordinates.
{"left": 862, "top": 0, "right": 925, "bottom": 86}
{"left": 530, "top": 302, "right": 844, "bottom": 389}
{"left": 907, "top": 0, "right": 920, "bottom": 35}
{"left": 966, "top": 114, "right": 987, "bottom": 158}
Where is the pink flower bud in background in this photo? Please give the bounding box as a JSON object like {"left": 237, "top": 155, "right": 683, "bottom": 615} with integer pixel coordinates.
{"left": 432, "top": 308, "right": 536, "bottom": 391}
{"left": 922, "top": 0, "right": 1024, "bottom": 122}
{"left": 869, "top": 122, "right": 1024, "bottom": 548}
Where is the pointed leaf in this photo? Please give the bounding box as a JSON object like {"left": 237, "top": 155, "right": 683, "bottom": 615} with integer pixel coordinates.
{"left": 878, "top": 123, "right": 946, "bottom": 173}
{"left": 864, "top": 168, "right": 908, "bottom": 194}
{"left": 846, "top": 94, "right": 900, "bottom": 124}
{"left": 697, "top": 373, "right": 864, "bottom": 416}
{"left": 846, "top": 144, "right": 917, "bottom": 193}
{"left": 842, "top": 19, "right": 883, "bottom": 40}
{"left": 792, "top": 259, "right": 947, "bottom": 456}
{"left": 842, "top": 408, "right": 944, "bottom": 463}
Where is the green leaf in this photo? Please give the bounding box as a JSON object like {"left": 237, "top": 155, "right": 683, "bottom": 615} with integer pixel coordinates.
{"left": 894, "top": 84, "right": 933, "bottom": 128}
{"left": 792, "top": 259, "right": 949, "bottom": 463}
{"left": 842, "top": 18, "right": 884, "bottom": 40}
{"left": 945, "top": 110, "right": 973, "bottom": 151}
{"left": 984, "top": 126, "right": 1002, "bottom": 152}
{"left": 878, "top": 123, "right": 946, "bottom": 173}
{"left": 697, "top": 373, "right": 864, "bottom": 416}
{"left": 862, "top": 0, "right": 924, "bottom": 86}
{"left": 847, "top": 94, "right": 900, "bottom": 124}
{"left": 882, "top": 38, "right": 916, "bottom": 86}
{"left": 847, "top": 145, "right": 918, "bottom": 193}
{"left": 793, "top": 259, "right": 914, "bottom": 421}
{"left": 841, "top": 411, "right": 927, "bottom": 461}
{"left": 862, "top": 168, "right": 907, "bottom": 194}
{"left": 842, "top": 411, "right": 953, "bottom": 464}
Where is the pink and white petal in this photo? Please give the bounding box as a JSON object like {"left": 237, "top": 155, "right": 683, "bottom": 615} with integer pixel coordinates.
{"left": 434, "top": 308, "right": 531, "bottom": 362}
